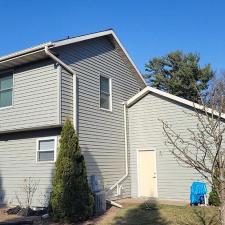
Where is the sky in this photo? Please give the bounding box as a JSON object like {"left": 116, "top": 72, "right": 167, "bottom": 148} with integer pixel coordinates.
{"left": 0, "top": 0, "right": 225, "bottom": 75}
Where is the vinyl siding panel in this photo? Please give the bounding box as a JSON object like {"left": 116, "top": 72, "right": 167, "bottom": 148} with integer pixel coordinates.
{"left": 0, "top": 128, "right": 61, "bottom": 206}
{"left": 0, "top": 60, "right": 59, "bottom": 133}
{"left": 61, "top": 69, "right": 73, "bottom": 123}
{"left": 128, "top": 93, "right": 202, "bottom": 201}
{"left": 57, "top": 37, "right": 143, "bottom": 198}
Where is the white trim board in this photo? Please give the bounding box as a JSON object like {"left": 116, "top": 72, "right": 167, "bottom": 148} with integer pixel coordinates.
{"left": 36, "top": 136, "right": 58, "bottom": 163}
{"left": 0, "top": 44, "right": 53, "bottom": 63}
{"left": 127, "top": 86, "right": 225, "bottom": 119}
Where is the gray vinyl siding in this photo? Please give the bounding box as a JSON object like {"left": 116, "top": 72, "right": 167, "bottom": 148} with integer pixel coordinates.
{"left": 0, "top": 128, "right": 61, "bottom": 206}
{"left": 57, "top": 37, "right": 144, "bottom": 198}
{"left": 61, "top": 69, "right": 73, "bottom": 124}
{"left": 128, "top": 93, "right": 202, "bottom": 201}
{"left": 0, "top": 60, "right": 60, "bottom": 133}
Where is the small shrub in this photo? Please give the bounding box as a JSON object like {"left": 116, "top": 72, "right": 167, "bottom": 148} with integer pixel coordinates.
{"left": 49, "top": 119, "right": 94, "bottom": 223}
{"left": 15, "top": 177, "right": 39, "bottom": 216}
{"left": 209, "top": 189, "right": 220, "bottom": 206}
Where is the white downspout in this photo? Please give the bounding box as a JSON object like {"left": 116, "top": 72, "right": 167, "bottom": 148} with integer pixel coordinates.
{"left": 107, "top": 102, "right": 128, "bottom": 195}
{"left": 44, "top": 46, "right": 75, "bottom": 75}
{"left": 44, "top": 46, "right": 77, "bottom": 131}
{"left": 46, "top": 45, "right": 127, "bottom": 208}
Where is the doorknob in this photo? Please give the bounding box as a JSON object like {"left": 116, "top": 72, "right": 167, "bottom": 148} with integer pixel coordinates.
{"left": 153, "top": 172, "right": 157, "bottom": 178}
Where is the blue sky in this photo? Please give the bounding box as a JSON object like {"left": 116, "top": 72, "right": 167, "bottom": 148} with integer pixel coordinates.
{"left": 0, "top": 0, "right": 225, "bottom": 75}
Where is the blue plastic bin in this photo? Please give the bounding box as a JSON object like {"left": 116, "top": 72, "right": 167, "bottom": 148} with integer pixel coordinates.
{"left": 190, "top": 182, "right": 207, "bottom": 205}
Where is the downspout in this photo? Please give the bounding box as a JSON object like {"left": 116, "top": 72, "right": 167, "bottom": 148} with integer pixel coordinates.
{"left": 44, "top": 46, "right": 75, "bottom": 75}
{"left": 107, "top": 102, "right": 128, "bottom": 196}
{"left": 44, "top": 46, "right": 77, "bottom": 131}
{"left": 45, "top": 45, "right": 128, "bottom": 208}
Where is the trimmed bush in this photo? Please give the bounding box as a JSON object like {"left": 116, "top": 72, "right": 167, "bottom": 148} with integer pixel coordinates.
{"left": 209, "top": 189, "right": 220, "bottom": 206}
{"left": 49, "top": 119, "right": 93, "bottom": 222}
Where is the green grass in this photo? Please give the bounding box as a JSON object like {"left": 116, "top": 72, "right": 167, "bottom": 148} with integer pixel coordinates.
{"left": 109, "top": 203, "right": 219, "bottom": 225}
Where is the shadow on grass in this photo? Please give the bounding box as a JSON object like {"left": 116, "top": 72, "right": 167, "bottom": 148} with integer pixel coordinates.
{"left": 111, "top": 202, "right": 219, "bottom": 225}
{"left": 112, "top": 202, "right": 171, "bottom": 225}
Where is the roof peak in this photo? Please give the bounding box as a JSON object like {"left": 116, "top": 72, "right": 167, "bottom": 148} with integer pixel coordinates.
{"left": 0, "top": 29, "right": 114, "bottom": 62}
{"left": 127, "top": 86, "right": 225, "bottom": 119}
{"left": 53, "top": 28, "right": 113, "bottom": 43}
{"left": 0, "top": 29, "right": 147, "bottom": 86}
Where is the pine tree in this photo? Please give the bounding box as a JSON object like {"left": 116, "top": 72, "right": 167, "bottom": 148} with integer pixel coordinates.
{"left": 145, "top": 51, "right": 214, "bottom": 102}
{"left": 49, "top": 119, "right": 93, "bottom": 222}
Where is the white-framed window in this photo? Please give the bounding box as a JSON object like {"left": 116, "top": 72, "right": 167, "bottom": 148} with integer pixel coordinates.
{"left": 100, "top": 75, "right": 112, "bottom": 111}
{"left": 0, "top": 72, "right": 13, "bottom": 108}
{"left": 36, "top": 137, "right": 57, "bottom": 163}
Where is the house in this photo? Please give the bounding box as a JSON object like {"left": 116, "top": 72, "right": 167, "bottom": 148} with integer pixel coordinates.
{"left": 0, "top": 29, "right": 204, "bottom": 207}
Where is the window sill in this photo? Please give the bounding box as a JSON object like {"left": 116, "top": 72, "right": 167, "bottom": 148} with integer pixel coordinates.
{"left": 36, "top": 161, "right": 56, "bottom": 164}
{"left": 100, "top": 107, "right": 112, "bottom": 113}
{"left": 0, "top": 105, "right": 13, "bottom": 111}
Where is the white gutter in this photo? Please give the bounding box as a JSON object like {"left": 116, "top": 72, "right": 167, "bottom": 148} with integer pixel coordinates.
{"left": 126, "top": 86, "right": 225, "bottom": 119}
{"left": 0, "top": 42, "right": 53, "bottom": 62}
{"left": 107, "top": 102, "right": 128, "bottom": 196}
{"left": 44, "top": 46, "right": 77, "bottom": 130}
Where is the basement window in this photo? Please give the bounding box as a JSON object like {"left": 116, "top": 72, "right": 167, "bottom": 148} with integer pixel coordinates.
{"left": 0, "top": 72, "right": 13, "bottom": 108}
{"left": 100, "top": 75, "right": 112, "bottom": 111}
{"left": 36, "top": 137, "right": 57, "bottom": 162}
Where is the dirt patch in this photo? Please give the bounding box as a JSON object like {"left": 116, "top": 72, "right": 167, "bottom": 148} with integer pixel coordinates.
{"left": 43, "top": 205, "right": 120, "bottom": 225}
{"left": 0, "top": 207, "right": 22, "bottom": 222}
{"left": 0, "top": 200, "right": 144, "bottom": 225}
{"left": 0, "top": 199, "right": 191, "bottom": 225}
{"left": 80, "top": 206, "right": 119, "bottom": 225}
{"left": 78, "top": 199, "right": 144, "bottom": 225}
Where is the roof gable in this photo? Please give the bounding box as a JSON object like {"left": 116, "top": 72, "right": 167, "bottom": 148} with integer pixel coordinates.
{"left": 127, "top": 86, "right": 225, "bottom": 119}
{"left": 0, "top": 30, "right": 146, "bottom": 87}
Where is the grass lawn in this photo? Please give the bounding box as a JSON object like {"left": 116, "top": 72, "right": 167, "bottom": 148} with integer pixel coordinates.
{"left": 0, "top": 202, "right": 220, "bottom": 225}
{"left": 108, "top": 203, "right": 220, "bottom": 225}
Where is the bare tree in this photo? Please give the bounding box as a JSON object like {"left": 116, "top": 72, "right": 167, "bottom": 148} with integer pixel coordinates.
{"left": 161, "top": 77, "right": 225, "bottom": 225}
{"left": 16, "top": 177, "right": 39, "bottom": 216}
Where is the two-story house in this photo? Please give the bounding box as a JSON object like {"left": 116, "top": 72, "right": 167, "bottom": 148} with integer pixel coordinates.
{"left": 0, "top": 29, "right": 207, "bottom": 207}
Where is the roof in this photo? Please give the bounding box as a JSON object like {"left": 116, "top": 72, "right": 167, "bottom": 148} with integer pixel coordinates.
{"left": 0, "top": 29, "right": 147, "bottom": 86}
{"left": 127, "top": 86, "right": 225, "bottom": 119}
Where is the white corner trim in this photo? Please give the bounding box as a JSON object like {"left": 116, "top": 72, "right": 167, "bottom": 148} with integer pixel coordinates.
{"left": 44, "top": 46, "right": 78, "bottom": 131}
{"left": 127, "top": 86, "right": 225, "bottom": 119}
{"left": 73, "top": 75, "right": 77, "bottom": 131}
{"left": 57, "top": 65, "right": 62, "bottom": 125}
{"left": 36, "top": 136, "right": 58, "bottom": 163}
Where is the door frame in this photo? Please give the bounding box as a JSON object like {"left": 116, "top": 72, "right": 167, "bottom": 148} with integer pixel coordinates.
{"left": 136, "top": 149, "right": 158, "bottom": 198}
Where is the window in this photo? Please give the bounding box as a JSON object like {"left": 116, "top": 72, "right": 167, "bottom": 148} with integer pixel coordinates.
{"left": 100, "top": 75, "right": 112, "bottom": 110}
{"left": 37, "top": 137, "right": 57, "bottom": 162}
{"left": 0, "top": 72, "right": 13, "bottom": 108}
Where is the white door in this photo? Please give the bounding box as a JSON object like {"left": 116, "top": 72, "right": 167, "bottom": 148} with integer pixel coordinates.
{"left": 138, "top": 150, "right": 158, "bottom": 197}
